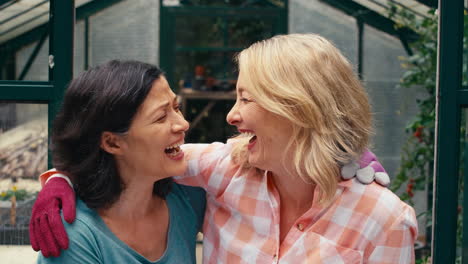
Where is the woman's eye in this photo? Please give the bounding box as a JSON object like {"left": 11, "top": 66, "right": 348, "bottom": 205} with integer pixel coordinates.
{"left": 155, "top": 114, "right": 167, "bottom": 122}
{"left": 174, "top": 104, "right": 181, "bottom": 112}
{"left": 240, "top": 98, "right": 251, "bottom": 103}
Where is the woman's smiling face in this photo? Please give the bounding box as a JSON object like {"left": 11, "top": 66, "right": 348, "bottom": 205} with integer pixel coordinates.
{"left": 117, "top": 77, "right": 189, "bottom": 180}
{"left": 226, "top": 70, "right": 294, "bottom": 172}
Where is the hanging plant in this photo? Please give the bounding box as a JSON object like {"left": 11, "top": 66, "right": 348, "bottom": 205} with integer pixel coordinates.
{"left": 388, "top": 4, "right": 468, "bottom": 263}
{"left": 387, "top": 6, "right": 438, "bottom": 204}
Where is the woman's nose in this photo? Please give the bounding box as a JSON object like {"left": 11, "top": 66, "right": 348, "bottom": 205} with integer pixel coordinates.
{"left": 226, "top": 103, "right": 241, "bottom": 125}
{"left": 173, "top": 114, "right": 189, "bottom": 132}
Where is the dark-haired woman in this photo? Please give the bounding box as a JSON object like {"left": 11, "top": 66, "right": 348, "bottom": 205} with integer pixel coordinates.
{"left": 36, "top": 60, "right": 205, "bottom": 263}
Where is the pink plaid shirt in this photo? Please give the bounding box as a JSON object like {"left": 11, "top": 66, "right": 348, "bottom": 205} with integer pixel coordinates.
{"left": 177, "top": 140, "right": 418, "bottom": 264}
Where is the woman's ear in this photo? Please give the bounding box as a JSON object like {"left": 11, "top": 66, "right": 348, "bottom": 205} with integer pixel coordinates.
{"left": 100, "top": 131, "right": 124, "bottom": 155}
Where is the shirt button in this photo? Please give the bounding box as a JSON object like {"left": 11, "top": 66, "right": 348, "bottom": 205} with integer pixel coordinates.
{"left": 297, "top": 223, "right": 304, "bottom": 231}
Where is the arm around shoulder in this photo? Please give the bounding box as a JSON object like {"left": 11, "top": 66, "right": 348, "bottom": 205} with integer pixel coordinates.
{"left": 176, "top": 140, "right": 238, "bottom": 190}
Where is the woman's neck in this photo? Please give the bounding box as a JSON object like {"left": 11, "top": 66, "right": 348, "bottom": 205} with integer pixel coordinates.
{"left": 103, "top": 186, "right": 163, "bottom": 219}
{"left": 269, "top": 169, "right": 315, "bottom": 209}
{"left": 99, "top": 168, "right": 167, "bottom": 220}
{"left": 270, "top": 170, "right": 316, "bottom": 243}
{"left": 98, "top": 176, "right": 170, "bottom": 262}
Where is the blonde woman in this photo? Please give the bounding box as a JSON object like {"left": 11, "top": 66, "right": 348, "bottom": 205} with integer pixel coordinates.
{"left": 179, "top": 34, "right": 417, "bottom": 263}
{"left": 31, "top": 34, "right": 412, "bottom": 263}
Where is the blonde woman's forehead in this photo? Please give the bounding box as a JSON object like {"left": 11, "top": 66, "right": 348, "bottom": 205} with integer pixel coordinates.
{"left": 236, "top": 87, "right": 253, "bottom": 98}
{"left": 236, "top": 70, "right": 252, "bottom": 91}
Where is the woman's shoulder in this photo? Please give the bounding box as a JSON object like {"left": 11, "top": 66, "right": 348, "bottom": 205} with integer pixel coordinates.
{"left": 341, "top": 179, "right": 408, "bottom": 205}
{"left": 169, "top": 183, "right": 206, "bottom": 228}
{"left": 37, "top": 200, "right": 102, "bottom": 263}
{"left": 339, "top": 179, "right": 416, "bottom": 226}
{"left": 65, "top": 199, "right": 103, "bottom": 236}
{"left": 328, "top": 180, "right": 418, "bottom": 261}
{"left": 170, "top": 183, "right": 206, "bottom": 202}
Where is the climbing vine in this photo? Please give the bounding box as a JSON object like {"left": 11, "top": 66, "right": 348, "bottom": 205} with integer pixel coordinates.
{"left": 388, "top": 5, "right": 468, "bottom": 263}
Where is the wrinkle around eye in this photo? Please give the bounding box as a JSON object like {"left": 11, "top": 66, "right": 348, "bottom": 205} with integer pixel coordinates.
{"left": 154, "top": 113, "right": 167, "bottom": 123}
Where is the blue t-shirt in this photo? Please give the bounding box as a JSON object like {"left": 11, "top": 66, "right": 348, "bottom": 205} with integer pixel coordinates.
{"left": 37, "top": 183, "right": 206, "bottom": 264}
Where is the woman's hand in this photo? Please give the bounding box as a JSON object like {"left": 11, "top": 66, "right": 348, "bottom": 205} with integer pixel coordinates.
{"left": 29, "top": 176, "right": 76, "bottom": 257}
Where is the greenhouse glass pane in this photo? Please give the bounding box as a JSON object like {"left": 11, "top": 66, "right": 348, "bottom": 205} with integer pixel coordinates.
{"left": 460, "top": 108, "right": 468, "bottom": 264}
{"left": 462, "top": 5, "right": 468, "bottom": 264}
{"left": 174, "top": 51, "right": 237, "bottom": 91}
{"left": 90, "top": 0, "right": 159, "bottom": 66}
{"left": 363, "top": 24, "right": 406, "bottom": 82}
{"left": 0, "top": 102, "right": 45, "bottom": 243}
{"left": 0, "top": 103, "right": 47, "bottom": 181}
{"left": 14, "top": 38, "right": 49, "bottom": 81}
{"left": 1, "top": 0, "right": 50, "bottom": 81}
{"left": 74, "top": 20, "right": 86, "bottom": 76}
{"left": 227, "top": 18, "right": 274, "bottom": 48}
{"left": 464, "top": 3, "right": 468, "bottom": 88}
{"left": 289, "top": 0, "right": 357, "bottom": 65}
{"left": 163, "top": 0, "right": 285, "bottom": 7}
{"left": 175, "top": 16, "right": 224, "bottom": 48}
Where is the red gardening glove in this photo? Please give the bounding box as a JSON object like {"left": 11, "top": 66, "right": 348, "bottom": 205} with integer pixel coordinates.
{"left": 341, "top": 150, "right": 390, "bottom": 186}
{"left": 29, "top": 177, "right": 76, "bottom": 257}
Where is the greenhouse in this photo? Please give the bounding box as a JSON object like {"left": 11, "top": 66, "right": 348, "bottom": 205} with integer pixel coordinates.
{"left": 0, "top": 0, "right": 464, "bottom": 263}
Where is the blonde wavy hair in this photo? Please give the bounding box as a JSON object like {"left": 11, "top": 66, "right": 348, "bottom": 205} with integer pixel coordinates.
{"left": 231, "top": 34, "right": 372, "bottom": 203}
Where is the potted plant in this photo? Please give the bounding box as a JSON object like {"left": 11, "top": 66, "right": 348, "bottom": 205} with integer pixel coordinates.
{"left": 0, "top": 185, "right": 37, "bottom": 245}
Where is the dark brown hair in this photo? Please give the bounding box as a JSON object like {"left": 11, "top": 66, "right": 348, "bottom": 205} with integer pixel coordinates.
{"left": 52, "top": 60, "right": 172, "bottom": 210}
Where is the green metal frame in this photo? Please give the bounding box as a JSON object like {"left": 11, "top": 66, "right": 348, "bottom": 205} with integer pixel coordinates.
{"left": 0, "top": 0, "right": 74, "bottom": 107}
{"left": 47, "top": 0, "right": 74, "bottom": 133}
{"left": 0, "top": 0, "right": 125, "bottom": 77}
{"left": 319, "top": 0, "right": 418, "bottom": 59}
{"left": 432, "top": 0, "right": 465, "bottom": 263}
{"left": 0, "top": 0, "right": 127, "bottom": 136}
{"left": 356, "top": 18, "right": 364, "bottom": 78}
{"left": 0, "top": 0, "right": 48, "bottom": 26}
{"left": 0, "top": 0, "right": 18, "bottom": 8}
{"left": 0, "top": 81, "right": 53, "bottom": 101}
{"left": 0, "top": 0, "right": 74, "bottom": 168}
{"left": 159, "top": 1, "right": 288, "bottom": 90}
{"left": 319, "top": 0, "right": 418, "bottom": 40}
{"left": 416, "top": 0, "right": 437, "bottom": 8}
{"left": 17, "top": 27, "right": 48, "bottom": 80}
{"left": 318, "top": 0, "right": 419, "bottom": 83}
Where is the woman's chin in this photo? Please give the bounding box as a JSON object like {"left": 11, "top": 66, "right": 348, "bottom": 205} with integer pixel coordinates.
{"left": 156, "top": 160, "right": 187, "bottom": 179}
{"left": 248, "top": 156, "right": 266, "bottom": 171}
{"left": 171, "top": 161, "right": 188, "bottom": 176}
